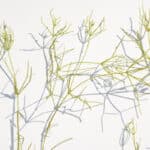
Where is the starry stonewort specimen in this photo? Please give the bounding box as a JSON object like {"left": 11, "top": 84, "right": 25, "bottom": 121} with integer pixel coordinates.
{"left": 0, "top": 8, "right": 150, "bottom": 150}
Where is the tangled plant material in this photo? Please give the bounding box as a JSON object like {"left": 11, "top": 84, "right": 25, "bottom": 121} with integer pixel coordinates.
{"left": 0, "top": 8, "right": 150, "bottom": 150}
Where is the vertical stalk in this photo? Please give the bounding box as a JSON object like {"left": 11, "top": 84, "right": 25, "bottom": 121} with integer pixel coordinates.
{"left": 16, "top": 94, "right": 21, "bottom": 150}
{"left": 10, "top": 97, "right": 15, "bottom": 150}
{"left": 40, "top": 110, "right": 57, "bottom": 150}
